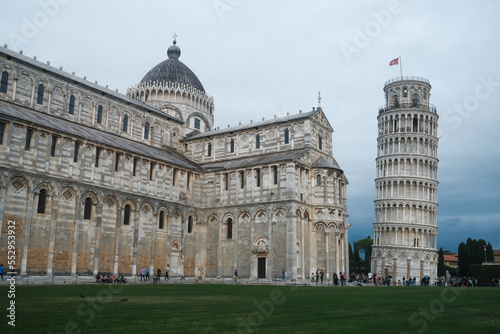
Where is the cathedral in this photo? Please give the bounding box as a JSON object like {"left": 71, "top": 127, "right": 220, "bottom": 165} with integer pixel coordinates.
{"left": 0, "top": 40, "right": 349, "bottom": 280}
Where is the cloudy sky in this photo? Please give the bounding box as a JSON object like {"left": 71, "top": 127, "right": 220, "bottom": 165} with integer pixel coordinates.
{"left": 1, "top": 0, "right": 499, "bottom": 252}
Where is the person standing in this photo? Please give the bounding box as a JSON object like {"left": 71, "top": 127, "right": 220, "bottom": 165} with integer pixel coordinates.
{"left": 316, "top": 269, "right": 319, "bottom": 284}
{"left": 282, "top": 269, "right": 285, "bottom": 281}
{"left": 165, "top": 268, "right": 169, "bottom": 281}
{"left": 157, "top": 268, "right": 162, "bottom": 281}
{"left": 0, "top": 264, "right": 3, "bottom": 280}
{"left": 320, "top": 270, "right": 324, "bottom": 284}
{"left": 146, "top": 267, "right": 150, "bottom": 281}
{"left": 234, "top": 269, "right": 238, "bottom": 282}
{"left": 140, "top": 267, "right": 146, "bottom": 281}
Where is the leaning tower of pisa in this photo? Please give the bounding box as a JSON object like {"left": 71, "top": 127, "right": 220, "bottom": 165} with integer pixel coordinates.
{"left": 371, "top": 76, "right": 439, "bottom": 284}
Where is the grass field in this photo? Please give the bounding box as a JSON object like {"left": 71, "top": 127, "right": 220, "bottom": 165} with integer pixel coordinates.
{"left": 0, "top": 283, "right": 499, "bottom": 333}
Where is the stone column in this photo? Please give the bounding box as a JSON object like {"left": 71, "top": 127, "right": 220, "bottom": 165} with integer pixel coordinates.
{"left": 420, "top": 260, "right": 424, "bottom": 283}
{"left": 393, "top": 256, "right": 398, "bottom": 283}
{"left": 29, "top": 84, "right": 35, "bottom": 108}
{"left": 21, "top": 190, "right": 35, "bottom": 275}
{"left": 132, "top": 207, "right": 140, "bottom": 276}
{"left": 12, "top": 77, "right": 17, "bottom": 100}
{"left": 92, "top": 201, "right": 104, "bottom": 275}
{"left": 407, "top": 258, "right": 411, "bottom": 279}
{"left": 46, "top": 193, "right": 59, "bottom": 276}
{"left": 113, "top": 208, "right": 123, "bottom": 275}
{"left": 325, "top": 230, "right": 330, "bottom": 279}
{"left": 0, "top": 186, "right": 7, "bottom": 232}
{"left": 71, "top": 210, "right": 81, "bottom": 276}
{"left": 335, "top": 232, "right": 339, "bottom": 274}
{"left": 47, "top": 90, "right": 52, "bottom": 113}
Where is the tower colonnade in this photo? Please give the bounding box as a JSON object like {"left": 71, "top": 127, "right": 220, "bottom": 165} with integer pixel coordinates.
{"left": 371, "top": 76, "right": 439, "bottom": 283}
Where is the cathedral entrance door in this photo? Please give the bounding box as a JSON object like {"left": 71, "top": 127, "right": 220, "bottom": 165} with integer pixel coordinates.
{"left": 258, "top": 258, "right": 266, "bottom": 278}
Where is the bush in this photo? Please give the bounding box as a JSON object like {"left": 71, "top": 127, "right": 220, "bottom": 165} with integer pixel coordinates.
{"left": 470, "top": 264, "right": 500, "bottom": 286}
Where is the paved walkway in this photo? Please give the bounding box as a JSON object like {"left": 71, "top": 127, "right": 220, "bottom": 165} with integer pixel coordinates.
{"left": 0, "top": 274, "right": 369, "bottom": 287}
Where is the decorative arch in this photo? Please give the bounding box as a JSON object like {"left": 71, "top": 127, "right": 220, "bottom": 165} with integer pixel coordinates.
{"left": 207, "top": 212, "right": 219, "bottom": 227}
{"left": 254, "top": 209, "right": 268, "bottom": 223}
{"left": 238, "top": 211, "right": 251, "bottom": 225}
{"left": 253, "top": 236, "right": 269, "bottom": 253}
{"left": 271, "top": 207, "right": 286, "bottom": 222}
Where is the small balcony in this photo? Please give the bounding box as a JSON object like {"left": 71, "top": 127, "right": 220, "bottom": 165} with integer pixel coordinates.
{"left": 379, "top": 103, "right": 437, "bottom": 115}
{"left": 384, "top": 76, "right": 430, "bottom": 87}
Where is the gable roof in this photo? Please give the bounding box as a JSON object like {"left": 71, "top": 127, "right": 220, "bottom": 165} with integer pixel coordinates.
{"left": 200, "top": 148, "right": 309, "bottom": 172}
{"left": 183, "top": 110, "right": 319, "bottom": 141}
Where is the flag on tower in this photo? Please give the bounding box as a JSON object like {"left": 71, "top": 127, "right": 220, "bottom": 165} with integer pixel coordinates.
{"left": 389, "top": 57, "right": 399, "bottom": 66}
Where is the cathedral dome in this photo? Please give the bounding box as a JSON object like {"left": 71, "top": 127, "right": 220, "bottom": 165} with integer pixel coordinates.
{"left": 139, "top": 40, "right": 205, "bottom": 92}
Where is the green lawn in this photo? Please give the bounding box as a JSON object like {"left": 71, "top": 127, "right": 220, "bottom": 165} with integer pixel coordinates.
{"left": 0, "top": 283, "right": 499, "bottom": 333}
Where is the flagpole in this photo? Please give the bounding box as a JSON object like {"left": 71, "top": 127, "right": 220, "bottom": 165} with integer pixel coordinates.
{"left": 399, "top": 55, "right": 403, "bottom": 79}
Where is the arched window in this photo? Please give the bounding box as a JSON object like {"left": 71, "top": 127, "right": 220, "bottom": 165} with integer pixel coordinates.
{"left": 143, "top": 122, "right": 149, "bottom": 140}
{"left": 227, "top": 218, "right": 233, "bottom": 239}
{"left": 37, "top": 189, "right": 47, "bottom": 214}
{"left": 97, "top": 105, "right": 103, "bottom": 124}
{"left": 403, "top": 87, "right": 408, "bottom": 97}
{"left": 188, "top": 216, "right": 193, "bottom": 233}
{"left": 83, "top": 197, "right": 92, "bottom": 220}
{"left": 36, "top": 84, "right": 44, "bottom": 105}
{"left": 68, "top": 95, "right": 75, "bottom": 115}
{"left": 255, "top": 134, "right": 260, "bottom": 149}
{"left": 316, "top": 174, "right": 322, "bottom": 186}
{"left": 0, "top": 71, "right": 8, "bottom": 93}
{"left": 159, "top": 211, "right": 164, "bottom": 229}
{"left": 284, "top": 128, "right": 289, "bottom": 144}
{"left": 412, "top": 94, "right": 419, "bottom": 107}
{"left": 122, "top": 115, "right": 129, "bottom": 132}
{"left": 124, "top": 204, "right": 131, "bottom": 225}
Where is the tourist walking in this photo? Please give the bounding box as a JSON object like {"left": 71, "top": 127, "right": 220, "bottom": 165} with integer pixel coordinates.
{"left": 234, "top": 269, "right": 238, "bottom": 282}
{"left": 165, "top": 269, "right": 169, "bottom": 281}
{"left": 320, "top": 270, "right": 324, "bottom": 284}
{"left": 0, "top": 264, "right": 3, "bottom": 280}
{"left": 146, "top": 267, "right": 150, "bottom": 281}
{"left": 157, "top": 268, "right": 162, "bottom": 281}
{"left": 140, "top": 267, "right": 146, "bottom": 281}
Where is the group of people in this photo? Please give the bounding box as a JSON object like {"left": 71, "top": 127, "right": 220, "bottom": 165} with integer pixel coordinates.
{"left": 95, "top": 273, "right": 127, "bottom": 284}
{"left": 139, "top": 267, "right": 169, "bottom": 281}
{"left": 310, "top": 270, "right": 347, "bottom": 286}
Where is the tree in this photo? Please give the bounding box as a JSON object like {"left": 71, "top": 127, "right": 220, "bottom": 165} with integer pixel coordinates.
{"left": 477, "top": 239, "right": 487, "bottom": 264}
{"left": 437, "top": 247, "right": 445, "bottom": 277}
{"left": 349, "top": 243, "right": 356, "bottom": 274}
{"left": 458, "top": 242, "right": 471, "bottom": 276}
{"left": 355, "top": 236, "right": 373, "bottom": 275}
{"left": 486, "top": 242, "right": 495, "bottom": 262}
